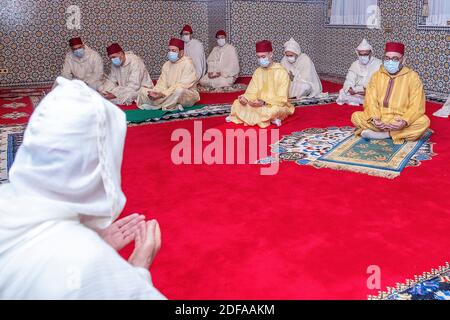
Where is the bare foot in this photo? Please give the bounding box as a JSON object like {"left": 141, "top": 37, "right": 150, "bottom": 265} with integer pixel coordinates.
{"left": 98, "top": 213, "right": 145, "bottom": 251}
{"left": 128, "top": 220, "right": 161, "bottom": 269}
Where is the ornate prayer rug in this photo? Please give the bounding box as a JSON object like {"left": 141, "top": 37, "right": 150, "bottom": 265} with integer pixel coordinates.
{"left": 370, "top": 262, "right": 450, "bottom": 300}
{"left": 0, "top": 124, "right": 25, "bottom": 184}
{"left": 197, "top": 83, "right": 248, "bottom": 93}
{"left": 259, "top": 126, "right": 436, "bottom": 179}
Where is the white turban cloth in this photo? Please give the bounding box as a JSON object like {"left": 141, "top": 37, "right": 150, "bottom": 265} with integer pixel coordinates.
{"left": 284, "top": 38, "right": 302, "bottom": 55}
{"left": 356, "top": 38, "right": 373, "bottom": 52}
{"left": 0, "top": 77, "right": 127, "bottom": 254}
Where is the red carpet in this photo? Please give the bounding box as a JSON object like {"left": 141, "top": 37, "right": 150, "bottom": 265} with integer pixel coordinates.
{"left": 321, "top": 80, "right": 344, "bottom": 93}
{"left": 0, "top": 96, "right": 34, "bottom": 125}
{"left": 119, "top": 101, "right": 450, "bottom": 299}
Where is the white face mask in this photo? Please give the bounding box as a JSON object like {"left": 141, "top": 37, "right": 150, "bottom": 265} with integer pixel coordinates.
{"left": 359, "top": 55, "right": 370, "bottom": 65}
{"left": 286, "top": 56, "right": 296, "bottom": 64}
{"left": 182, "top": 35, "right": 191, "bottom": 43}
{"left": 217, "top": 38, "right": 226, "bottom": 47}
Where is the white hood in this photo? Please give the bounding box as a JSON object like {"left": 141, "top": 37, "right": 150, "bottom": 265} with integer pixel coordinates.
{"left": 0, "top": 77, "right": 127, "bottom": 254}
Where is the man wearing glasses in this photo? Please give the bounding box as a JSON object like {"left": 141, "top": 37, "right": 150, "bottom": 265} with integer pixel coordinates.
{"left": 351, "top": 42, "right": 430, "bottom": 145}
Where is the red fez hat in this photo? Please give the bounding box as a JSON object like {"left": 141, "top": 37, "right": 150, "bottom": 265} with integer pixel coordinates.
{"left": 69, "top": 37, "right": 83, "bottom": 47}
{"left": 169, "top": 38, "right": 184, "bottom": 50}
{"left": 181, "top": 24, "right": 193, "bottom": 34}
{"left": 256, "top": 40, "right": 273, "bottom": 53}
{"left": 107, "top": 43, "right": 123, "bottom": 56}
{"left": 215, "top": 30, "right": 227, "bottom": 38}
{"left": 385, "top": 42, "right": 405, "bottom": 55}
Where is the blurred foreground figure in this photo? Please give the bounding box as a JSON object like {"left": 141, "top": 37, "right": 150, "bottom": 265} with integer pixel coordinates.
{"left": 0, "top": 77, "right": 165, "bottom": 300}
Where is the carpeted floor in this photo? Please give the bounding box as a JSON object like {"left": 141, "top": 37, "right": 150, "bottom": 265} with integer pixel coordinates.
{"left": 118, "top": 101, "right": 450, "bottom": 300}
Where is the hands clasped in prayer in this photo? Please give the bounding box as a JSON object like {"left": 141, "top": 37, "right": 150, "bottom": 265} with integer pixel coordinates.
{"left": 372, "top": 118, "right": 407, "bottom": 132}
{"left": 208, "top": 72, "right": 221, "bottom": 79}
{"left": 348, "top": 87, "right": 365, "bottom": 96}
{"left": 129, "top": 220, "right": 162, "bottom": 269}
{"left": 98, "top": 213, "right": 144, "bottom": 251}
{"left": 238, "top": 95, "right": 264, "bottom": 108}
{"left": 147, "top": 90, "right": 166, "bottom": 101}
{"left": 100, "top": 91, "right": 117, "bottom": 100}
{"left": 99, "top": 213, "right": 162, "bottom": 270}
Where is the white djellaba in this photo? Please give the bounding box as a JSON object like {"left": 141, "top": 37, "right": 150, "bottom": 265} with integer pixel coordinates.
{"left": 0, "top": 77, "right": 165, "bottom": 300}
{"left": 433, "top": 95, "right": 450, "bottom": 118}
{"left": 336, "top": 38, "right": 382, "bottom": 106}
{"left": 280, "top": 38, "right": 323, "bottom": 99}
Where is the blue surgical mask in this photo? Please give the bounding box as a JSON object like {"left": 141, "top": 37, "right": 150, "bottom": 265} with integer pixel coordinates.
{"left": 384, "top": 60, "right": 400, "bottom": 74}
{"left": 167, "top": 51, "right": 179, "bottom": 62}
{"left": 73, "top": 48, "right": 85, "bottom": 58}
{"left": 286, "top": 56, "right": 296, "bottom": 64}
{"left": 217, "top": 38, "right": 226, "bottom": 47}
{"left": 111, "top": 57, "right": 122, "bottom": 67}
{"left": 359, "top": 55, "right": 370, "bottom": 65}
{"left": 259, "top": 57, "right": 270, "bottom": 68}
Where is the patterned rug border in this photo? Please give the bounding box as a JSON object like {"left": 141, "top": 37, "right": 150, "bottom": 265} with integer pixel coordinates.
{"left": 127, "top": 112, "right": 227, "bottom": 127}
{"left": 126, "top": 94, "right": 339, "bottom": 126}
{"left": 197, "top": 83, "right": 248, "bottom": 93}
{"left": 0, "top": 124, "right": 27, "bottom": 184}
{"left": 368, "top": 262, "right": 450, "bottom": 300}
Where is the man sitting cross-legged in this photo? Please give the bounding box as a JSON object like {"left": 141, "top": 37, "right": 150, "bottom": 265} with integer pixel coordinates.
{"left": 226, "top": 40, "right": 295, "bottom": 128}
{"left": 137, "top": 38, "right": 199, "bottom": 111}
{"left": 351, "top": 42, "right": 430, "bottom": 145}
{"left": 199, "top": 30, "right": 240, "bottom": 89}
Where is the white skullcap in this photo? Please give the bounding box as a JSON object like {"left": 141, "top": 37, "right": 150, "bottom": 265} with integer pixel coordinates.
{"left": 356, "top": 38, "right": 373, "bottom": 51}
{"left": 284, "top": 38, "right": 301, "bottom": 55}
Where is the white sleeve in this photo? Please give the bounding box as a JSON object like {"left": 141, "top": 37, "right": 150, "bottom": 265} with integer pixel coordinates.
{"left": 343, "top": 63, "right": 358, "bottom": 93}
{"left": 60, "top": 54, "right": 74, "bottom": 80}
